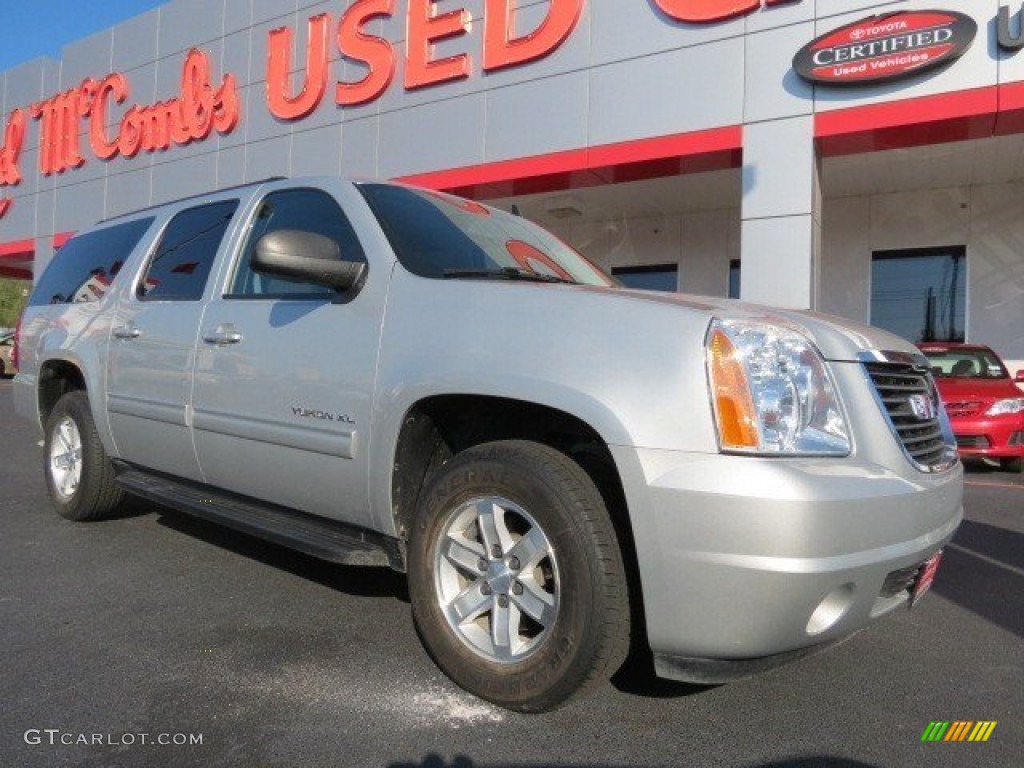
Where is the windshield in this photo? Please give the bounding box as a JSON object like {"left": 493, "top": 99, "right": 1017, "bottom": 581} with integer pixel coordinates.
{"left": 357, "top": 183, "right": 614, "bottom": 287}
{"left": 921, "top": 347, "right": 1009, "bottom": 379}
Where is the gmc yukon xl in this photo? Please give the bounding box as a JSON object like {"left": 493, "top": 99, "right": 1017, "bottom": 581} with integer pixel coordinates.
{"left": 12, "top": 177, "right": 963, "bottom": 711}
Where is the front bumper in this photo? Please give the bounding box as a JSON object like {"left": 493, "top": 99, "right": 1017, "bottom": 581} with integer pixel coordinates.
{"left": 611, "top": 446, "right": 963, "bottom": 682}
{"left": 951, "top": 415, "right": 1024, "bottom": 459}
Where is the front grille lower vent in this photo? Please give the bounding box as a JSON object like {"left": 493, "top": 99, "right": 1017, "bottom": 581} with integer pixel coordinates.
{"left": 956, "top": 435, "right": 991, "bottom": 449}
{"left": 864, "top": 362, "right": 954, "bottom": 471}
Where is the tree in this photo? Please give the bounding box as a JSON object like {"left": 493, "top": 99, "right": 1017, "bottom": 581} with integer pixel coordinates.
{"left": 0, "top": 277, "right": 29, "bottom": 328}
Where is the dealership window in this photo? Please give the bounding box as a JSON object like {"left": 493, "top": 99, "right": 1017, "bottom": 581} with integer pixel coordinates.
{"left": 611, "top": 264, "right": 678, "bottom": 292}
{"left": 728, "top": 259, "right": 741, "bottom": 299}
{"left": 870, "top": 246, "right": 966, "bottom": 343}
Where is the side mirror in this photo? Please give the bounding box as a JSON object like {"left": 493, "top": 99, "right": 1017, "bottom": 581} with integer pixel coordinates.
{"left": 1015, "top": 370, "right": 1024, "bottom": 383}
{"left": 252, "top": 229, "right": 365, "bottom": 291}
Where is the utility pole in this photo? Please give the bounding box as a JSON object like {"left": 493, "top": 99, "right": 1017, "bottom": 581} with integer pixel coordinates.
{"left": 948, "top": 254, "right": 960, "bottom": 340}
{"left": 922, "top": 287, "right": 935, "bottom": 342}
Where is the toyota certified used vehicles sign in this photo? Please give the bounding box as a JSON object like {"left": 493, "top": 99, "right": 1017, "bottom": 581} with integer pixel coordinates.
{"left": 793, "top": 10, "right": 977, "bottom": 86}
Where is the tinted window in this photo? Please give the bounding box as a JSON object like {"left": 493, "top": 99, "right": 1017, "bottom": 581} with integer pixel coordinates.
{"left": 358, "top": 183, "right": 613, "bottom": 286}
{"left": 139, "top": 201, "right": 238, "bottom": 301}
{"left": 728, "top": 259, "right": 741, "bottom": 299}
{"left": 230, "top": 188, "right": 365, "bottom": 297}
{"left": 611, "top": 264, "right": 678, "bottom": 292}
{"left": 871, "top": 246, "right": 966, "bottom": 343}
{"left": 29, "top": 218, "right": 154, "bottom": 306}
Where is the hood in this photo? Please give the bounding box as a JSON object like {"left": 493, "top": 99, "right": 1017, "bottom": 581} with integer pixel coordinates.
{"left": 933, "top": 375, "right": 1023, "bottom": 402}
{"left": 579, "top": 287, "right": 919, "bottom": 362}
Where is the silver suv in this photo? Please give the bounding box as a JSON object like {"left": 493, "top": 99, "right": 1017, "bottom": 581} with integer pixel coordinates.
{"left": 12, "top": 177, "right": 963, "bottom": 712}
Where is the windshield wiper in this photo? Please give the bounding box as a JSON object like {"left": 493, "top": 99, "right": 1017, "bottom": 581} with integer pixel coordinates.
{"left": 442, "top": 267, "right": 575, "bottom": 284}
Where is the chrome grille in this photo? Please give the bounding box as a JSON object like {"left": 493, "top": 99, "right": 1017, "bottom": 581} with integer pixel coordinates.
{"left": 864, "top": 362, "right": 955, "bottom": 471}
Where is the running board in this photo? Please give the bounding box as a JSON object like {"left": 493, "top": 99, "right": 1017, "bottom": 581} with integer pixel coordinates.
{"left": 115, "top": 467, "right": 404, "bottom": 570}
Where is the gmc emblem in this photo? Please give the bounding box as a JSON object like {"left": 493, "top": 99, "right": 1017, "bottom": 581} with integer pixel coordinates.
{"left": 908, "top": 394, "right": 937, "bottom": 422}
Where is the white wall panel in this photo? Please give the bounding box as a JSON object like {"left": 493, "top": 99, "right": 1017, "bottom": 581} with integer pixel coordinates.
{"left": 820, "top": 195, "right": 870, "bottom": 322}
{"left": 588, "top": 38, "right": 744, "bottom": 147}
{"left": 61, "top": 30, "right": 113, "bottom": 88}
{"left": 590, "top": 0, "right": 745, "bottom": 67}
{"left": 741, "top": 214, "right": 817, "bottom": 308}
{"left": 965, "top": 183, "right": 1024, "bottom": 360}
{"left": 744, "top": 22, "right": 815, "bottom": 123}
{"left": 291, "top": 123, "right": 344, "bottom": 177}
{"left": 743, "top": 115, "right": 816, "bottom": 219}
{"left": 53, "top": 179, "right": 107, "bottom": 233}
{"left": 245, "top": 135, "right": 292, "bottom": 180}
{"left": 105, "top": 167, "right": 153, "bottom": 219}
{"left": 746, "top": 0, "right": 817, "bottom": 33}
{"left": 604, "top": 215, "right": 683, "bottom": 277}
{"left": 682, "top": 209, "right": 736, "bottom": 298}
{"left": 159, "top": 0, "right": 226, "bottom": 57}
{"left": 869, "top": 187, "right": 970, "bottom": 251}
{"left": 340, "top": 116, "right": 380, "bottom": 179}
{"left": 150, "top": 151, "right": 220, "bottom": 207}
{"left": 484, "top": 71, "right": 588, "bottom": 162}
{"left": 378, "top": 93, "right": 486, "bottom": 178}
{"left": 112, "top": 8, "right": 161, "bottom": 74}
{"left": 35, "top": 184, "right": 57, "bottom": 240}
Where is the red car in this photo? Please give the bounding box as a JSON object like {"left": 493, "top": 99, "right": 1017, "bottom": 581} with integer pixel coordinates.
{"left": 919, "top": 343, "right": 1024, "bottom": 473}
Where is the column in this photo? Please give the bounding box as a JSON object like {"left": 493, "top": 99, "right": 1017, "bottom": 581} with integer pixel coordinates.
{"left": 740, "top": 115, "right": 821, "bottom": 310}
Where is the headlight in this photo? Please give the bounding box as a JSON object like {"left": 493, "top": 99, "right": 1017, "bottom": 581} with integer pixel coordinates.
{"left": 706, "top": 319, "right": 850, "bottom": 455}
{"left": 986, "top": 398, "right": 1024, "bottom": 416}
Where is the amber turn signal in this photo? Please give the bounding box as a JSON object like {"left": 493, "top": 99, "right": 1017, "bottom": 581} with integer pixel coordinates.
{"left": 707, "top": 328, "right": 759, "bottom": 449}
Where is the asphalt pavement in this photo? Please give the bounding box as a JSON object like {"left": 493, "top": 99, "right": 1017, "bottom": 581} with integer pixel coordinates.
{"left": 1, "top": 378, "right": 1021, "bottom": 768}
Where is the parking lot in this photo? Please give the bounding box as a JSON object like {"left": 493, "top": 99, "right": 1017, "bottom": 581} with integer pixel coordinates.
{"left": 1, "top": 377, "right": 1021, "bottom": 768}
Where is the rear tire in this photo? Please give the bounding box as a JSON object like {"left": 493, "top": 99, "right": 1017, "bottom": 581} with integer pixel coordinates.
{"left": 1000, "top": 457, "right": 1023, "bottom": 474}
{"left": 408, "top": 440, "right": 630, "bottom": 712}
{"left": 43, "top": 391, "right": 124, "bottom": 521}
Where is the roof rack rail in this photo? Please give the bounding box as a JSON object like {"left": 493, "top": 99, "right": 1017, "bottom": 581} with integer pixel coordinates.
{"left": 99, "top": 176, "right": 288, "bottom": 223}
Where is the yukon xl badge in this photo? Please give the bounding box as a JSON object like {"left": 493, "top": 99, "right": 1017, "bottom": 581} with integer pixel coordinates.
{"left": 292, "top": 407, "right": 356, "bottom": 426}
{"left": 793, "top": 10, "right": 977, "bottom": 86}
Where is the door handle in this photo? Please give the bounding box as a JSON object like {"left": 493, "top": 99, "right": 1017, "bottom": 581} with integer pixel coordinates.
{"left": 113, "top": 325, "right": 141, "bottom": 339}
{"left": 203, "top": 325, "right": 243, "bottom": 346}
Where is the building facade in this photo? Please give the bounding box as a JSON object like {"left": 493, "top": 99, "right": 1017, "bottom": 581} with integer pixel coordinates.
{"left": 1, "top": 0, "right": 1022, "bottom": 368}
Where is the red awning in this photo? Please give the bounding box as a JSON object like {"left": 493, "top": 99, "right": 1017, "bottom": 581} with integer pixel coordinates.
{"left": 0, "top": 233, "right": 73, "bottom": 280}
{"left": 0, "top": 238, "right": 34, "bottom": 280}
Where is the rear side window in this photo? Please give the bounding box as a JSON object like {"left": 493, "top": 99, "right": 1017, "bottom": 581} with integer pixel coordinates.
{"left": 139, "top": 201, "right": 238, "bottom": 301}
{"left": 29, "top": 218, "right": 155, "bottom": 306}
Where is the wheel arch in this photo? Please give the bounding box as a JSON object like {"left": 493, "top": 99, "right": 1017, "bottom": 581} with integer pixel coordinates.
{"left": 386, "top": 394, "right": 645, "bottom": 649}
{"left": 38, "top": 358, "right": 88, "bottom": 425}
{"left": 389, "top": 395, "right": 628, "bottom": 532}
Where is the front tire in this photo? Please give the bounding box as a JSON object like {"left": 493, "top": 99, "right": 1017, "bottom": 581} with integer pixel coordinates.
{"left": 408, "top": 440, "right": 630, "bottom": 712}
{"left": 43, "top": 391, "right": 124, "bottom": 521}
